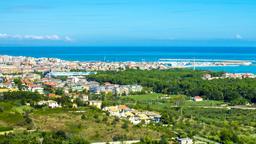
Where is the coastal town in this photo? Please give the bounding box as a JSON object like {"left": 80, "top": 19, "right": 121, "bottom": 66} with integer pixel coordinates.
{"left": 1, "top": 55, "right": 256, "bottom": 144}
{"left": 1, "top": 0, "right": 256, "bottom": 143}
{"left": 0, "top": 55, "right": 254, "bottom": 74}
{"left": 0, "top": 56, "right": 163, "bottom": 127}
{"left": 202, "top": 72, "right": 256, "bottom": 80}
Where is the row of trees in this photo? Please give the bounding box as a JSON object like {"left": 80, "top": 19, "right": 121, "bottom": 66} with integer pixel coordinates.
{"left": 87, "top": 69, "right": 256, "bottom": 103}
{"left": 2, "top": 91, "right": 45, "bottom": 103}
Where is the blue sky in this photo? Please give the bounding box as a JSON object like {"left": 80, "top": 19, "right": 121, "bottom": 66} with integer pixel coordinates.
{"left": 0, "top": 0, "right": 256, "bottom": 46}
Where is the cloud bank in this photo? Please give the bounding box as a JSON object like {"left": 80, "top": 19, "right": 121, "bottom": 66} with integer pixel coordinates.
{"left": 0, "top": 33, "right": 72, "bottom": 41}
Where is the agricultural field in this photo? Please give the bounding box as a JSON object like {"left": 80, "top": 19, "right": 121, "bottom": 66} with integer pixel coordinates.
{"left": 113, "top": 94, "right": 256, "bottom": 143}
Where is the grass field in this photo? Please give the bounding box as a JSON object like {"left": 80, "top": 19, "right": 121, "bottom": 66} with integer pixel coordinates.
{"left": 121, "top": 93, "right": 165, "bottom": 101}
{"left": 183, "top": 100, "right": 225, "bottom": 107}
{"left": 119, "top": 94, "right": 225, "bottom": 112}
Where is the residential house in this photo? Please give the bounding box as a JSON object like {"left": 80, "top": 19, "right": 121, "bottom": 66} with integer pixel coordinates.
{"left": 177, "top": 138, "right": 193, "bottom": 144}
{"left": 37, "top": 100, "right": 61, "bottom": 108}
{"left": 89, "top": 100, "right": 102, "bottom": 109}
{"left": 71, "top": 85, "right": 84, "bottom": 92}
{"left": 28, "top": 85, "right": 44, "bottom": 94}
{"left": 194, "top": 96, "right": 203, "bottom": 102}
{"left": 79, "top": 95, "right": 89, "bottom": 102}
{"left": 202, "top": 74, "right": 212, "bottom": 80}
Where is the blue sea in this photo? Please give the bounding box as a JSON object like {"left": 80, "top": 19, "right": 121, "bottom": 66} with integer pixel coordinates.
{"left": 0, "top": 46, "right": 256, "bottom": 73}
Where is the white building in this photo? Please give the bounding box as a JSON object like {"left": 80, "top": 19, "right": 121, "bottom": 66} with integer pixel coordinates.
{"left": 37, "top": 100, "right": 61, "bottom": 108}
{"left": 177, "top": 138, "right": 193, "bottom": 144}
{"left": 89, "top": 100, "right": 102, "bottom": 109}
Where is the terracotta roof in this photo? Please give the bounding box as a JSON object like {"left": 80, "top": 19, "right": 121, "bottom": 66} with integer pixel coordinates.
{"left": 118, "top": 105, "right": 129, "bottom": 110}
{"left": 48, "top": 93, "right": 56, "bottom": 97}
{"left": 194, "top": 96, "right": 202, "bottom": 99}
{"left": 44, "top": 81, "right": 57, "bottom": 87}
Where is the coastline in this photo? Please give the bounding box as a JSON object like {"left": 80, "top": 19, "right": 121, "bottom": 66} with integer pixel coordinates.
{"left": 0, "top": 54, "right": 256, "bottom": 74}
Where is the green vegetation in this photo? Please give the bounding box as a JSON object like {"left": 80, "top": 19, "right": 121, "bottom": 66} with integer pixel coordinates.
{"left": 0, "top": 131, "right": 90, "bottom": 144}
{"left": 2, "top": 91, "right": 45, "bottom": 104}
{"left": 1, "top": 69, "right": 256, "bottom": 143}
{"left": 103, "top": 93, "right": 256, "bottom": 144}
{"left": 0, "top": 91, "right": 163, "bottom": 143}
{"left": 31, "top": 107, "right": 162, "bottom": 142}
{"left": 123, "top": 93, "right": 164, "bottom": 101}
{"left": 88, "top": 69, "right": 256, "bottom": 104}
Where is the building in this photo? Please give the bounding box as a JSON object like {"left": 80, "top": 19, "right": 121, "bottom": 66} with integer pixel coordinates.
{"left": 44, "top": 81, "right": 57, "bottom": 87}
{"left": 28, "top": 86, "right": 44, "bottom": 94}
{"left": 202, "top": 74, "right": 212, "bottom": 80}
{"left": 194, "top": 96, "right": 203, "bottom": 102}
{"left": 71, "top": 85, "right": 84, "bottom": 92}
{"left": 37, "top": 100, "right": 61, "bottom": 108}
{"left": 79, "top": 95, "right": 89, "bottom": 102}
{"left": 46, "top": 72, "right": 97, "bottom": 77}
{"left": 103, "top": 105, "right": 161, "bottom": 125}
{"left": 177, "top": 138, "right": 193, "bottom": 144}
{"left": 89, "top": 100, "right": 102, "bottom": 109}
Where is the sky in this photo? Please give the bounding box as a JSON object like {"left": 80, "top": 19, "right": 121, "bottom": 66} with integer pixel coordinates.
{"left": 0, "top": 0, "right": 256, "bottom": 46}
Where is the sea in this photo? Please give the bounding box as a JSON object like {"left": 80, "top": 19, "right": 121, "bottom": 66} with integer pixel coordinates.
{"left": 0, "top": 46, "right": 256, "bottom": 73}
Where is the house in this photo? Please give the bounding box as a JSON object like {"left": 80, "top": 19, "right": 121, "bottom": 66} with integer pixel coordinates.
{"left": 44, "top": 81, "right": 57, "bottom": 87}
{"left": 129, "top": 85, "right": 143, "bottom": 92}
{"left": 89, "top": 100, "right": 102, "bottom": 109}
{"left": 194, "top": 96, "right": 203, "bottom": 102}
{"left": 48, "top": 93, "right": 61, "bottom": 98}
{"left": 37, "top": 100, "right": 61, "bottom": 108}
{"left": 145, "top": 111, "right": 161, "bottom": 123}
{"left": 79, "top": 95, "right": 89, "bottom": 102}
{"left": 118, "top": 105, "right": 130, "bottom": 112}
{"left": 103, "top": 106, "right": 120, "bottom": 117}
{"left": 129, "top": 116, "right": 141, "bottom": 125}
{"left": 138, "top": 113, "right": 150, "bottom": 124}
{"left": 103, "top": 105, "right": 162, "bottom": 125}
{"left": 90, "top": 86, "right": 103, "bottom": 94}
{"left": 115, "top": 86, "right": 129, "bottom": 96}
{"left": 202, "top": 74, "right": 212, "bottom": 80}
{"left": 71, "top": 85, "right": 84, "bottom": 92}
{"left": 177, "top": 138, "right": 193, "bottom": 144}
{"left": 29, "top": 85, "right": 44, "bottom": 94}
{"left": 23, "top": 73, "right": 41, "bottom": 81}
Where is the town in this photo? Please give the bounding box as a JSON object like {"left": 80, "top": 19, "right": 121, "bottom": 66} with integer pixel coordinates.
{"left": 202, "top": 72, "right": 256, "bottom": 80}
{"left": 1, "top": 55, "right": 256, "bottom": 144}
{"left": 0, "top": 55, "right": 253, "bottom": 74}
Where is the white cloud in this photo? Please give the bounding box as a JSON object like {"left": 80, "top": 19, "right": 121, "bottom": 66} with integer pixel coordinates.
{"left": 64, "top": 36, "right": 73, "bottom": 41}
{"left": 0, "top": 33, "right": 72, "bottom": 41}
{"left": 235, "top": 34, "right": 243, "bottom": 40}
